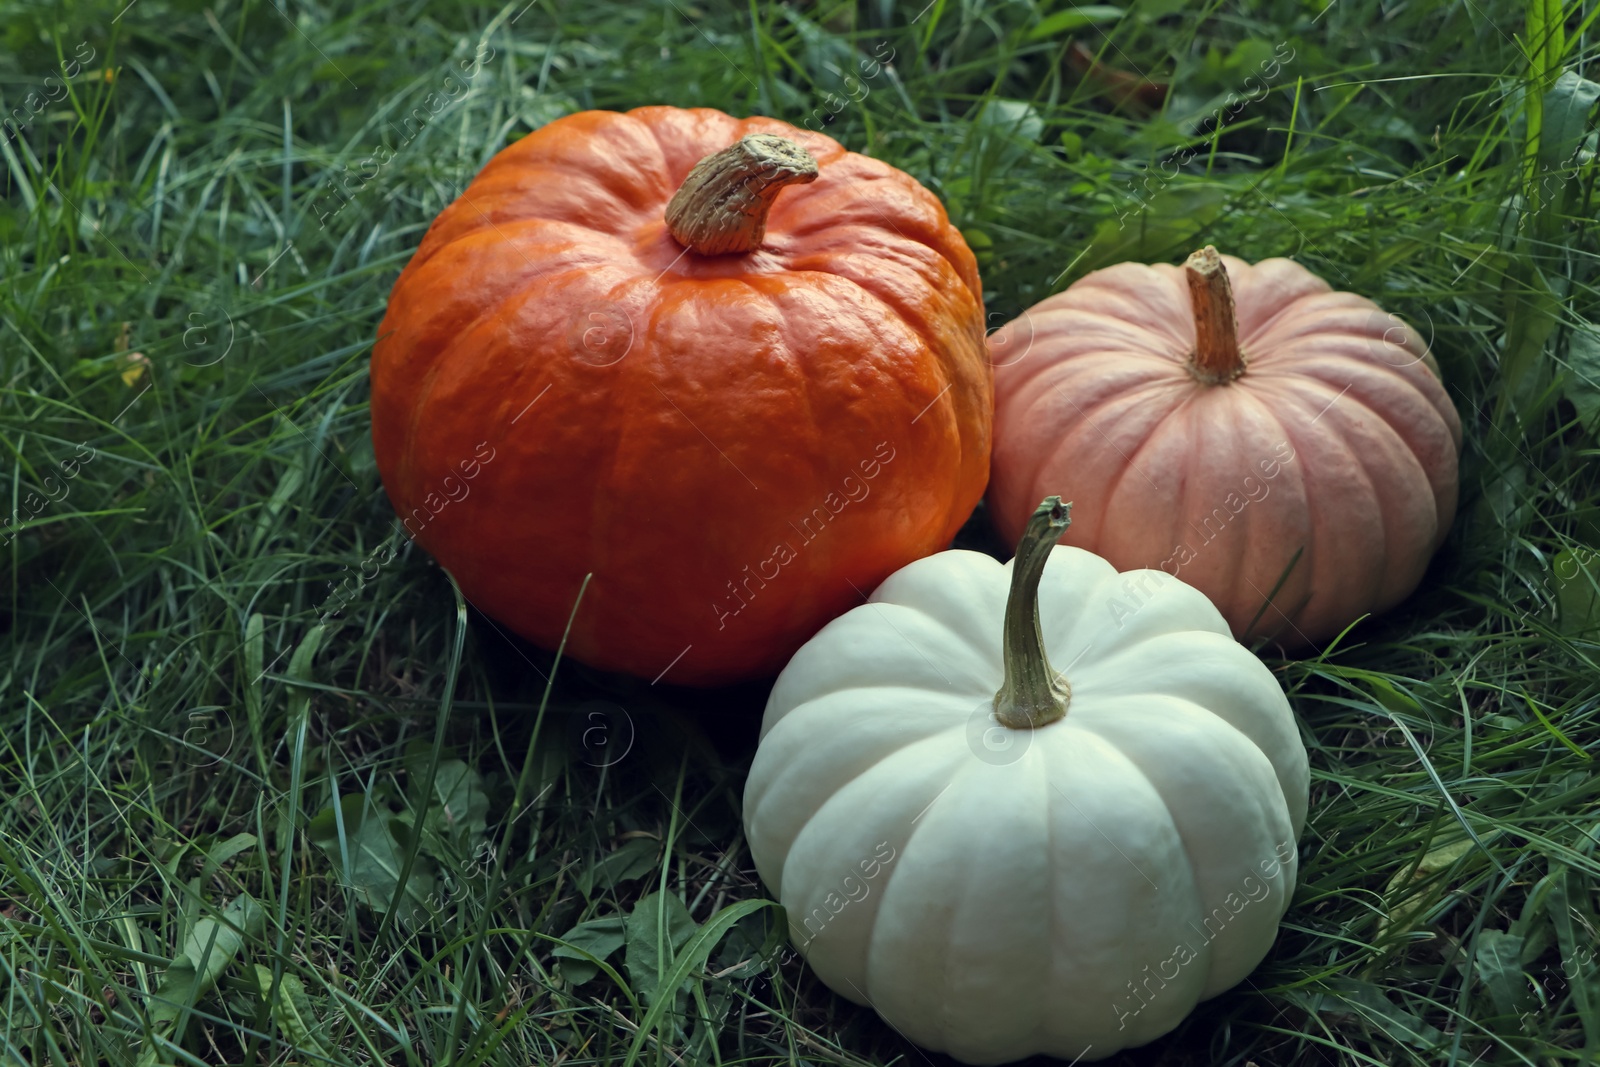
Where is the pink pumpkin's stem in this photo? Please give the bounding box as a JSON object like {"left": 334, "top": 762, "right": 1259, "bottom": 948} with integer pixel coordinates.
{"left": 1185, "top": 246, "right": 1246, "bottom": 384}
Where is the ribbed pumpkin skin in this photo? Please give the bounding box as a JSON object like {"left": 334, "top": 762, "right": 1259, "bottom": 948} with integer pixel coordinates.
{"left": 989, "top": 255, "right": 1461, "bottom": 648}
{"left": 372, "top": 107, "right": 990, "bottom": 686}
{"left": 743, "top": 544, "right": 1309, "bottom": 1064}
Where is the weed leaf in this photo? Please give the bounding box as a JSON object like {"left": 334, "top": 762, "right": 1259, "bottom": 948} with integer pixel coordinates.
{"left": 553, "top": 916, "right": 628, "bottom": 985}
{"left": 148, "top": 892, "right": 265, "bottom": 1026}
{"left": 625, "top": 891, "right": 698, "bottom": 1006}
{"left": 308, "top": 793, "right": 439, "bottom": 926}
{"left": 576, "top": 837, "right": 660, "bottom": 899}
{"left": 252, "top": 965, "right": 329, "bottom": 1055}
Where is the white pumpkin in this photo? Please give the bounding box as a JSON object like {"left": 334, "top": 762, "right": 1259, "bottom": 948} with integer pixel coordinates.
{"left": 743, "top": 498, "right": 1309, "bottom": 1065}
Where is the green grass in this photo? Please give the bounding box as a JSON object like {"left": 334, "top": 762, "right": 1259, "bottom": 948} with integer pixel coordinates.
{"left": 3, "top": 0, "right": 1599, "bottom": 1063}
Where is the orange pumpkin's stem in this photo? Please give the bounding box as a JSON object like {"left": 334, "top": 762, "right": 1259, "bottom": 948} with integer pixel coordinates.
{"left": 665, "top": 134, "right": 819, "bottom": 255}
{"left": 993, "top": 497, "right": 1073, "bottom": 730}
{"left": 1185, "top": 246, "right": 1246, "bottom": 384}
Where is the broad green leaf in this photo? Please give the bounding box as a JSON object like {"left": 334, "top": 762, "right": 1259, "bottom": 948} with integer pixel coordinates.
{"left": 199, "top": 832, "right": 257, "bottom": 885}
{"left": 427, "top": 759, "right": 490, "bottom": 840}
{"left": 1497, "top": 263, "right": 1560, "bottom": 426}
{"left": 625, "top": 891, "right": 699, "bottom": 1006}
{"left": 1564, "top": 325, "right": 1600, "bottom": 432}
{"left": 1224, "top": 38, "right": 1279, "bottom": 78}
{"left": 1547, "top": 866, "right": 1600, "bottom": 1050}
{"left": 1511, "top": 865, "right": 1563, "bottom": 944}
{"left": 1317, "top": 977, "right": 1444, "bottom": 1049}
{"left": 716, "top": 907, "right": 790, "bottom": 981}
{"left": 252, "top": 965, "right": 328, "bottom": 1055}
{"left": 976, "top": 99, "right": 1044, "bottom": 143}
{"left": 1473, "top": 928, "right": 1529, "bottom": 1019}
{"left": 576, "top": 837, "right": 661, "bottom": 898}
{"left": 1379, "top": 833, "right": 1500, "bottom": 940}
{"left": 1554, "top": 548, "right": 1600, "bottom": 636}
{"left": 148, "top": 893, "right": 265, "bottom": 1026}
{"left": 308, "top": 792, "right": 438, "bottom": 926}
{"left": 553, "top": 916, "right": 628, "bottom": 985}
{"left": 403, "top": 745, "right": 490, "bottom": 848}
{"left": 1539, "top": 71, "right": 1600, "bottom": 170}
{"left": 523, "top": 928, "right": 639, "bottom": 1014}
{"left": 622, "top": 900, "right": 780, "bottom": 1067}
{"left": 1083, "top": 181, "right": 1234, "bottom": 273}
{"left": 1366, "top": 676, "right": 1423, "bottom": 716}
{"left": 1028, "top": 7, "right": 1124, "bottom": 40}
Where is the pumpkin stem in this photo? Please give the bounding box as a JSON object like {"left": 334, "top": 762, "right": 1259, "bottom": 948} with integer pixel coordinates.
{"left": 1185, "top": 246, "right": 1246, "bottom": 384}
{"left": 664, "top": 134, "right": 819, "bottom": 255}
{"left": 993, "top": 497, "right": 1073, "bottom": 731}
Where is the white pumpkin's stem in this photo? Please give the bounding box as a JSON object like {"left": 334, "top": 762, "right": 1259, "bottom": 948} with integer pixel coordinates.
{"left": 664, "top": 134, "right": 819, "bottom": 255}
{"left": 993, "top": 497, "right": 1073, "bottom": 730}
{"left": 1185, "top": 246, "right": 1246, "bottom": 384}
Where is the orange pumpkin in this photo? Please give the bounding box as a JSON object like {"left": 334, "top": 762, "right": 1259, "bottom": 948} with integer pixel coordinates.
{"left": 371, "top": 107, "right": 990, "bottom": 686}
{"left": 988, "top": 247, "right": 1461, "bottom": 649}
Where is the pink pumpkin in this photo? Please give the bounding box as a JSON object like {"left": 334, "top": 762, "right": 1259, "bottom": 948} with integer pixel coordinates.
{"left": 988, "top": 246, "right": 1462, "bottom": 648}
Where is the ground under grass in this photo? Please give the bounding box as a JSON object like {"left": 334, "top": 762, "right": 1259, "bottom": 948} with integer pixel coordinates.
{"left": 2, "top": 0, "right": 1599, "bottom": 1064}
